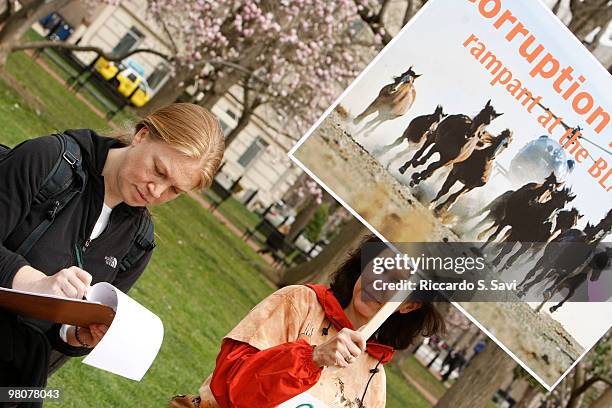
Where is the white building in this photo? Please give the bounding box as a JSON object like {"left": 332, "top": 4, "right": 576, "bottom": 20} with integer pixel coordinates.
{"left": 211, "top": 90, "right": 302, "bottom": 209}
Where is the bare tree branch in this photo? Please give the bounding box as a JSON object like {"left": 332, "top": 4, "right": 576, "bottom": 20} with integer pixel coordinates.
{"left": 154, "top": 9, "right": 178, "bottom": 55}
{"left": 10, "top": 40, "right": 173, "bottom": 61}
{"left": 567, "top": 376, "right": 612, "bottom": 407}
{"left": 11, "top": 40, "right": 271, "bottom": 88}
{"left": 377, "top": 0, "right": 392, "bottom": 21}
{"left": 0, "top": 0, "right": 13, "bottom": 24}
{"left": 403, "top": 0, "right": 414, "bottom": 26}
{"left": 353, "top": 0, "right": 393, "bottom": 45}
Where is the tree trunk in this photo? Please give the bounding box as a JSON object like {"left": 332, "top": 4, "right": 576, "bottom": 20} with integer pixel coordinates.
{"left": 224, "top": 87, "right": 262, "bottom": 146}
{"left": 552, "top": 0, "right": 563, "bottom": 15}
{"left": 591, "top": 386, "right": 612, "bottom": 408}
{"left": 435, "top": 343, "right": 515, "bottom": 408}
{"left": 285, "top": 190, "right": 334, "bottom": 243}
{"left": 0, "top": 0, "right": 70, "bottom": 66}
{"left": 282, "top": 173, "right": 310, "bottom": 207}
{"left": 198, "top": 74, "right": 237, "bottom": 111}
{"left": 278, "top": 217, "right": 370, "bottom": 286}
{"left": 198, "top": 40, "right": 266, "bottom": 111}
{"left": 515, "top": 383, "right": 541, "bottom": 408}
{"left": 0, "top": 0, "right": 13, "bottom": 26}
{"left": 565, "top": 363, "right": 585, "bottom": 408}
{"left": 567, "top": 0, "right": 612, "bottom": 41}
{"left": 136, "top": 65, "right": 195, "bottom": 116}
{"left": 224, "top": 105, "right": 253, "bottom": 146}
{"left": 286, "top": 197, "right": 319, "bottom": 243}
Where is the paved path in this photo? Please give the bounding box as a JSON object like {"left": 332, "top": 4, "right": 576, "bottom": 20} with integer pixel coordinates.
{"left": 400, "top": 369, "right": 440, "bottom": 405}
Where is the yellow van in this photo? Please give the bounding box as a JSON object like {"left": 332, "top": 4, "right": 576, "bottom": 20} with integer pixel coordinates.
{"left": 116, "top": 67, "right": 151, "bottom": 106}
{"left": 94, "top": 56, "right": 119, "bottom": 81}
{"left": 94, "top": 57, "right": 151, "bottom": 106}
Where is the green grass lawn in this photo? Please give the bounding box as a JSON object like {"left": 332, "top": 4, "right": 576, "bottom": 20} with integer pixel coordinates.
{"left": 0, "top": 48, "right": 438, "bottom": 407}
{"left": 0, "top": 54, "right": 113, "bottom": 146}
{"left": 203, "top": 190, "right": 262, "bottom": 235}
{"left": 21, "top": 29, "right": 137, "bottom": 126}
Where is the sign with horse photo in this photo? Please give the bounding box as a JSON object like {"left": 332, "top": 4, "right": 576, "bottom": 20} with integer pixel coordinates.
{"left": 289, "top": 0, "right": 611, "bottom": 391}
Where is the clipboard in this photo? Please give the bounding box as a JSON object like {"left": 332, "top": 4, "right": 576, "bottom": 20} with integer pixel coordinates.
{"left": 0, "top": 286, "right": 115, "bottom": 326}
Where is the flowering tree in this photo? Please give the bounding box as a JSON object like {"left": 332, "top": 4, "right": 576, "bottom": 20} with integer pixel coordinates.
{"left": 146, "top": 0, "right": 376, "bottom": 140}
{"left": 1, "top": 0, "right": 389, "bottom": 144}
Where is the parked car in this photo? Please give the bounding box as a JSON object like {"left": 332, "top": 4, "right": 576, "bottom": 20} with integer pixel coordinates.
{"left": 94, "top": 58, "right": 151, "bottom": 107}
{"left": 39, "top": 12, "right": 74, "bottom": 41}
{"left": 94, "top": 56, "right": 119, "bottom": 81}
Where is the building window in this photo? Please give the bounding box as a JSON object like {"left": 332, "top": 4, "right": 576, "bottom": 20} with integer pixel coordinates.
{"left": 238, "top": 137, "right": 269, "bottom": 168}
{"left": 111, "top": 26, "right": 144, "bottom": 57}
{"left": 226, "top": 108, "right": 237, "bottom": 120}
{"left": 147, "top": 62, "right": 171, "bottom": 93}
{"left": 219, "top": 119, "right": 231, "bottom": 136}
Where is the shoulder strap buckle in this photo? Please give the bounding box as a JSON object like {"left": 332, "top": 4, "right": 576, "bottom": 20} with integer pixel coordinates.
{"left": 62, "top": 150, "right": 79, "bottom": 168}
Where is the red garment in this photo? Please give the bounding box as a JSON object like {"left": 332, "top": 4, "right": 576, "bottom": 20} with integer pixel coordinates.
{"left": 209, "top": 285, "right": 395, "bottom": 408}
{"left": 210, "top": 339, "right": 322, "bottom": 408}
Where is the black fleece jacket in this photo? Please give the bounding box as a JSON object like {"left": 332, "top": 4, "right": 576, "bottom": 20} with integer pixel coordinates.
{"left": 0, "top": 129, "right": 154, "bottom": 381}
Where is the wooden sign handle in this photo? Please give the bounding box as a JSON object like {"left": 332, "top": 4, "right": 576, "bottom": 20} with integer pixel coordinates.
{"left": 357, "top": 293, "right": 408, "bottom": 339}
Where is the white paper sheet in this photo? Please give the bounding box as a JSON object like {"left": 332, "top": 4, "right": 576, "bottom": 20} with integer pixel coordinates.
{"left": 82, "top": 282, "right": 164, "bottom": 381}
{"left": 278, "top": 392, "right": 329, "bottom": 408}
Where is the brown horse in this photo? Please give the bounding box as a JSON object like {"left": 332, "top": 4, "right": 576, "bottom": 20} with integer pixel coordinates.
{"left": 472, "top": 190, "right": 514, "bottom": 238}
{"left": 430, "top": 129, "right": 512, "bottom": 216}
{"left": 354, "top": 67, "right": 420, "bottom": 136}
{"left": 379, "top": 105, "right": 447, "bottom": 168}
{"left": 399, "top": 100, "right": 503, "bottom": 187}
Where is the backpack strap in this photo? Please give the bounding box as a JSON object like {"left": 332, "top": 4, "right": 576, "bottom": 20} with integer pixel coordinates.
{"left": 15, "top": 133, "right": 87, "bottom": 257}
{"left": 118, "top": 211, "right": 155, "bottom": 272}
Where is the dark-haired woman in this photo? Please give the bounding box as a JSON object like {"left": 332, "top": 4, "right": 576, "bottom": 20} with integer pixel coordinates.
{"left": 169, "top": 242, "right": 446, "bottom": 408}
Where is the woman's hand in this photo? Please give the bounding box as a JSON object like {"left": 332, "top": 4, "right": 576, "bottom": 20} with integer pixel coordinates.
{"left": 312, "top": 328, "right": 366, "bottom": 368}
{"left": 66, "top": 324, "right": 109, "bottom": 348}
{"left": 12, "top": 265, "right": 92, "bottom": 298}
